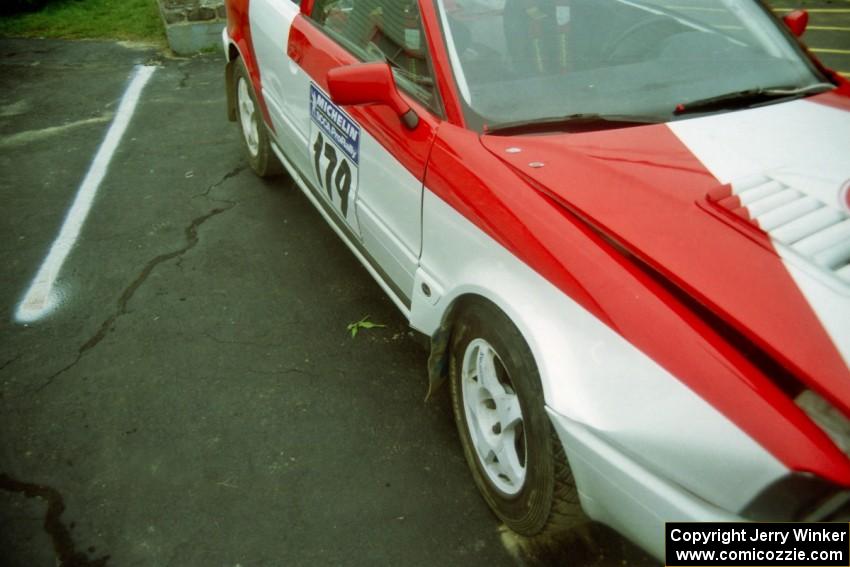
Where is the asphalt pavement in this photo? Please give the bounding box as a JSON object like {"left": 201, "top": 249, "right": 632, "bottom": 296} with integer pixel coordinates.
{"left": 2, "top": 6, "right": 848, "bottom": 563}
{"left": 0, "top": 39, "right": 656, "bottom": 567}
{"left": 769, "top": 0, "right": 850, "bottom": 77}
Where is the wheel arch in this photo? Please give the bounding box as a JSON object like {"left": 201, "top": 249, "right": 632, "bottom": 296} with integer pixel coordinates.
{"left": 224, "top": 42, "right": 242, "bottom": 122}
{"left": 424, "top": 291, "right": 488, "bottom": 400}
{"left": 420, "top": 282, "right": 555, "bottom": 406}
{"left": 221, "top": 21, "right": 274, "bottom": 132}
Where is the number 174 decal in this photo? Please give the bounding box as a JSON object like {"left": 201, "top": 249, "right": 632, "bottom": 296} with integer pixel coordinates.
{"left": 310, "top": 84, "right": 360, "bottom": 220}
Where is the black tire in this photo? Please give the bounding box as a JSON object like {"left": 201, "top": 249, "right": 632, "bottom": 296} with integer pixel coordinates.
{"left": 233, "top": 59, "right": 281, "bottom": 178}
{"left": 449, "top": 299, "right": 587, "bottom": 536}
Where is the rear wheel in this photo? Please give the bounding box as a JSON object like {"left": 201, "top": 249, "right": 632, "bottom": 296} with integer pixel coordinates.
{"left": 449, "top": 300, "right": 587, "bottom": 536}
{"left": 234, "top": 60, "right": 280, "bottom": 178}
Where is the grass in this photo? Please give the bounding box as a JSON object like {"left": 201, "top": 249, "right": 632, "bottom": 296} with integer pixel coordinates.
{"left": 0, "top": 0, "right": 165, "bottom": 44}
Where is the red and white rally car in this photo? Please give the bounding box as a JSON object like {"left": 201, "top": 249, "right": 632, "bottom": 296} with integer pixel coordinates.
{"left": 222, "top": 0, "right": 850, "bottom": 559}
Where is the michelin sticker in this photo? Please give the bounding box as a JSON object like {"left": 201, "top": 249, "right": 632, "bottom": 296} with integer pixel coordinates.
{"left": 310, "top": 83, "right": 360, "bottom": 220}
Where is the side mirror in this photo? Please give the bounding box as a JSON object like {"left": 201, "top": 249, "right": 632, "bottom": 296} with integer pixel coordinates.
{"left": 327, "top": 63, "right": 420, "bottom": 130}
{"left": 783, "top": 9, "right": 809, "bottom": 38}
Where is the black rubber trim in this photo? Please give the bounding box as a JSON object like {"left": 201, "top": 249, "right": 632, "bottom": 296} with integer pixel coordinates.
{"left": 402, "top": 109, "right": 420, "bottom": 130}
{"left": 741, "top": 473, "right": 843, "bottom": 521}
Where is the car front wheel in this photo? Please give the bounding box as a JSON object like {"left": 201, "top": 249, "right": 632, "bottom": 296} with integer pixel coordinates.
{"left": 449, "top": 300, "right": 587, "bottom": 536}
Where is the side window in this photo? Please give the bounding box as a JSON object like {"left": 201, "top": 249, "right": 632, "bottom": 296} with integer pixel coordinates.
{"left": 310, "top": 0, "right": 438, "bottom": 112}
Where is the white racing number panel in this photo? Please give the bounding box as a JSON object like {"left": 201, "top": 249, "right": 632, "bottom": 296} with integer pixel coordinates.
{"left": 309, "top": 83, "right": 361, "bottom": 228}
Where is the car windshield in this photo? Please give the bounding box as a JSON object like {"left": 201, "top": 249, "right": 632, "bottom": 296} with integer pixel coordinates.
{"left": 434, "top": 0, "right": 828, "bottom": 132}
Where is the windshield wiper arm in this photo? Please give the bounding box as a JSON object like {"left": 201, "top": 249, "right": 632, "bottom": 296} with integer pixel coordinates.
{"left": 484, "top": 113, "right": 666, "bottom": 135}
{"left": 674, "top": 83, "right": 834, "bottom": 116}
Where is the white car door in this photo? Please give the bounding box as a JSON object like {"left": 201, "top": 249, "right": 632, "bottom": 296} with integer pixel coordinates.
{"left": 279, "top": 1, "right": 442, "bottom": 305}
{"left": 249, "top": 0, "right": 312, "bottom": 174}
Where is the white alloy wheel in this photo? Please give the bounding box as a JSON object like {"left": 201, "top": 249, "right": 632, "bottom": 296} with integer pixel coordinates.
{"left": 232, "top": 60, "right": 280, "bottom": 178}
{"left": 461, "top": 338, "right": 527, "bottom": 496}
{"left": 237, "top": 77, "right": 260, "bottom": 157}
{"left": 450, "top": 300, "right": 587, "bottom": 536}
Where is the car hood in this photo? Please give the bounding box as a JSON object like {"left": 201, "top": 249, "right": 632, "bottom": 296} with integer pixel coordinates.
{"left": 480, "top": 92, "right": 850, "bottom": 412}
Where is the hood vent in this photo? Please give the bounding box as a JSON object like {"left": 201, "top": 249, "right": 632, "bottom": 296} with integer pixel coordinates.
{"left": 708, "top": 175, "right": 850, "bottom": 287}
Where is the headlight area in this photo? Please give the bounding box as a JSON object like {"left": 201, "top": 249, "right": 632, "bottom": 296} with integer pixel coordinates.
{"left": 798, "top": 390, "right": 850, "bottom": 456}
{"left": 742, "top": 390, "right": 850, "bottom": 522}
{"left": 741, "top": 472, "right": 850, "bottom": 522}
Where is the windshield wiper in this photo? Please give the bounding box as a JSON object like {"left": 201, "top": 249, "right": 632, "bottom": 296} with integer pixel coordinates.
{"left": 484, "top": 113, "right": 666, "bottom": 135}
{"left": 673, "top": 83, "right": 834, "bottom": 116}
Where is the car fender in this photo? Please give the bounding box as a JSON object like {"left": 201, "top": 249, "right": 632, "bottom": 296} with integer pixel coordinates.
{"left": 412, "top": 184, "right": 788, "bottom": 515}
{"left": 223, "top": 0, "right": 276, "bottom": 130}
{"left": 222, "top": 28, "right": 241, "bottom": 121}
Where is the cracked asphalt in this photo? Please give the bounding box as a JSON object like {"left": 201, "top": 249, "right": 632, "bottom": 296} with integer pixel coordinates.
{"left": 0, "top": 39, "right": 658, "bottom": 566}
{"left": 0, "top": 38, "right": 497, "bottom": 567}
{"left": 1, "top": 5, "right": 848, "bottom": 562}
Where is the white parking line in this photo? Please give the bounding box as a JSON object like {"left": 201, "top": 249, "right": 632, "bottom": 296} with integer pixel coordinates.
{"left": 772, "top": 7, "right": 850, "bottom": 12}
{"left": 0, "top": 114, "right": 114, "bottom": 149}
{"left": 812, "top": 47, "right": 850, "bottom": 55}
{"left": 809, "top": 26, "right": 850, "bottom": 31}
{"left": 15, "top": 65, "right": 157, "bottom": 323}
